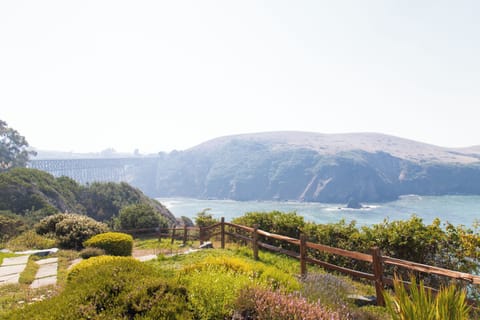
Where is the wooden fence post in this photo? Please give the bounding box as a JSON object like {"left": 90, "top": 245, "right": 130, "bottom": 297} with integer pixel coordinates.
{"left": 183, "top": 225, "right": 188, "bottom": 245}
{"left": 253, "top": 224, "right": 259, "bottom": 260}
{"left": 371, "top": 247, "right": 385, "bottom": 306}
{"left": 221, "top": 217, "right": 225, "bottom": 249}
{"left": 171, "top": 226, "right": 176, "bottom": 244}
{"left": 300, "top": 233, "right": 307, "bottom": 278}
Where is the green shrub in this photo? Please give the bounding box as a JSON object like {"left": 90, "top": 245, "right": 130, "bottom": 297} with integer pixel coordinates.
{"left": 116, "top": 203, "right": 168, "bottom": 231}
{"left": 6, "top": 230, "right": 56, "bottom": 251}
{"left": 83, "top": 232, "right": 133, "bottom": 256}
{"left": 7, "top": 256, "right": 193, "bottom": 319}
{"left": 232, "top": 211, "right": 305, "bottom": 251}
{"left": 0, "top": 213, "right": 26, "bottom": 242}
{"left": 195, "top": 208, "right": 218, "bottom": 228}
{"left": 35, "top": 213, "right": 68, "bottom": 235}
{"left": 232, "top": 210, "right": 305, "bottom": 239}
{"left": 180, "top": 256, "right": 299, "bottom": 292}
{"left": 178, "top": 255, "right": 299, "bottom": 319}
{"left": 35, "top": 213, "right": 108, "bottom": 250}
{"left": 79, "top": 247, "right": 105, "bottom": 259}
{"left": 384, "top": 275, "right": 470, "bottom": 320}
{"left": 67, "top": 255, "right": 121, "bottom": 282}
{"left": 182, "top": 266, "right": 252, "bottom": 319}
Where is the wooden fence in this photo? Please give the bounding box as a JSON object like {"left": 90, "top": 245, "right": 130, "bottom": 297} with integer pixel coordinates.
{"left": 123, "top": 217, "right": 480, "bottom": 307}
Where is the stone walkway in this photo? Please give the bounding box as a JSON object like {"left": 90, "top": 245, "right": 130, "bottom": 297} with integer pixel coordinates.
{"left": 30, "top": 258, "right": 58, "bottom": 289}
{"left": 1, "top": 254, "right": 158, "bottom": 288}
{"left": 0, "top": 255, "right": 29, "bottom": 285}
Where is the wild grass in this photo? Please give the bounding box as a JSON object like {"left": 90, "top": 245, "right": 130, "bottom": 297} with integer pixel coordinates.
{"left": 134, "top": 237, "right": 196, "bottom": 256}
{"left": 0, "top": 252, "right": 18, "bottom": 265}
{"left": 54, "top": 250, "right": 78, "bottom": 288}
{"left": 18, "top": 256, "right": 39, "bottom": 285}
{"left": 6, "top": 231, "right": 56, "bottom": 251}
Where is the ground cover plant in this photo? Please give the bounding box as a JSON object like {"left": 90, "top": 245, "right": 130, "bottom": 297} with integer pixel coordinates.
{"left": 6, "top": 230, "right": 56, "bottom": 251}
{"left": 3, "top": 211, "right": 478, "bottom": 319}
{"left": 1, "top": 240, "right": 386, "bottom": 320}
{"left": 17, "top": 256, "right": 40, "bottom": 285}
{"left": 6, "top": 256, "right": 193, "bottom": 320}
{"left": 0, "top": 251, "right": 17, "bottom": 265}
{"left": 234, "top": 286, "right": 343, "bottom": 319}
{"left": 177, "top": 255, "right": 300, "bottom": 319}
{"left": 83, "top": 232, "right": 133, "bottom": 256}
{"left": 146, "top": 246, "right": 386, "bottom": 319}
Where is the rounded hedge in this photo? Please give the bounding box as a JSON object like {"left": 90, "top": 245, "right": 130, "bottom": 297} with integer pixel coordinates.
{"left": 68, "top": 255, "right": 134, "bottom": 282}
{"left": 9, "top": 256, "right": 193, "bottom": 319}
{"left": 83, "top": 232, "right": 133, "bottom": 256}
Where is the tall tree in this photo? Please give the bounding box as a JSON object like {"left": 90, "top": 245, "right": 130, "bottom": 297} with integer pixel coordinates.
{"left": 0, "top": 119, "right": 36, "bottom": 171}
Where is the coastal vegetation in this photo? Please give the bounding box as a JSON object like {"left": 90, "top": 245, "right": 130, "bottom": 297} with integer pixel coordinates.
{"left": 2, "top": 210, "right": 478, "bottom": 319}
{"left": 233, "top": 211, "right": 480, "bottom": 288}
{"left": 0, "top": 168, "right": 176, "bottom": 246}
{"left": 1, "top": 247, "right": 381, "bottom": 319}
{"left": 1, "top": 121, "right": 478, "bottom": 318}
{"left": 4, "top": 242, "right": 474, "bottom": 319}
{"left": 83, "top": 232, "right": 133, "bottom": 256}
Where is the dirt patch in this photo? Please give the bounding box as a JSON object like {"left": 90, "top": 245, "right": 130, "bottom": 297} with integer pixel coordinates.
{"left": 132, "top": 249, "right": 157, "bottom": 258}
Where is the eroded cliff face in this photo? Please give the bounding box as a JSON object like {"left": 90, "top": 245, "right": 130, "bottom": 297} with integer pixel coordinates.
{"left": 31, "top": 132, "right": 480, "bottom": 203}
{"left": 153, "top": 134, "right": 480, "bottom": 203}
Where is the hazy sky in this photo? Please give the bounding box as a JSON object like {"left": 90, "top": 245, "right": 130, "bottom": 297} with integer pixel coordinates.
{"left": 1, "top": 1, "right": 479, "bottom": 153}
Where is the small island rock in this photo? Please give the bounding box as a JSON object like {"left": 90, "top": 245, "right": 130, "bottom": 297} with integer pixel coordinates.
{"left": 346, "top": 198, "right": 363, "bottom": 209}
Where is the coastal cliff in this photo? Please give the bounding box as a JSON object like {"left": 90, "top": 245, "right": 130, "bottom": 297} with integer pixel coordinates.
{"left": 31, "top": 132, "right": 480, "bottom": 203}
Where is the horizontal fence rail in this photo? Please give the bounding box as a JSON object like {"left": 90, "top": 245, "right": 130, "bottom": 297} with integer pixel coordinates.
{"left": 123, "top": 217, "right": 480, "bottom": 307}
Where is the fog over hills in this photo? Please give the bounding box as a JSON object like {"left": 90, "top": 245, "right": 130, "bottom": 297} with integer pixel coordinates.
{"left": 31, "top": 132, "right": 480, "bottom": 203}
{"left": 191, "top": 131, "right": 480, "bottom": 164}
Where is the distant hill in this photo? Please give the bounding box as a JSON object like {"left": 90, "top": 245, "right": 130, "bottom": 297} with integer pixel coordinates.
{"left": 154, "top": 132, "right": 480, "bottom": 203}
{"left": 0, "top": 168, "right": 176, "bottom": 224}
{"left": 190, "top": 132, "right": 480, "bottom": 164}
{"left": 31, "top": 132, "right": 480, "bottom": 203}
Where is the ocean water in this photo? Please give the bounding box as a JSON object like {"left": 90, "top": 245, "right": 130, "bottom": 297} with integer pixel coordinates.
{"left": 158, "top": 195, "right": 480, "bottom": 227}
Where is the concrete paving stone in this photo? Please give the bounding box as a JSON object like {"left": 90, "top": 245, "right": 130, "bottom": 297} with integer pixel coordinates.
{"left": 30, "top": 276, "right": 57, "bottom": 289}
{"left": 0, "top": 264, "right": 27, "bottom": 277}
{"left": 2, "top": 255, "right": 29, "bottom": 266}
{"left": 35, "top": 263, "right": 58, "bottom": 279}
{"left": 37, "top": 257, "right": 58, "bottom": 265}
{"left": 0, "top": 273, "right": 20, "bottom": 285}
